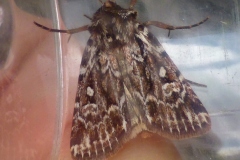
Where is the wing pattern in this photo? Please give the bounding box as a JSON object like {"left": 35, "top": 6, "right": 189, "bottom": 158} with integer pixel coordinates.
{"left": 70, "top": 1, "right": 211, "bottom": 160}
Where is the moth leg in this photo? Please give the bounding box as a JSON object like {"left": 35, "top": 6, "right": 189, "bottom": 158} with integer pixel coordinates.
{"left": 34, "top": 22, "right": 88, "bottom": 34}
{"left": 84, "top": 14, "right": 93, "bottom": 20}
{"left": 185, "top": 79, "right": 207, "bottom": 88}
{"left": 145, "top": 17, "right": 209, "bottom": 36}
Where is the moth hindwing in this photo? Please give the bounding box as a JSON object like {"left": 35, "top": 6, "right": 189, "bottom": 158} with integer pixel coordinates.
{"left": 35, "top": 0, "right": 211, "bottom": 160}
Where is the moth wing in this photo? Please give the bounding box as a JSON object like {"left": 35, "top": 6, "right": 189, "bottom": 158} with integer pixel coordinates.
{"left": 70, "top": 37, "right": 132, "bottom": 159}
{"left": 131, "top": 25, "right": 211, "bottom": 139}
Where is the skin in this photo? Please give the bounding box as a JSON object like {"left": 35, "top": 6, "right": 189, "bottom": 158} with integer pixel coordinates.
{"left": 0, "top": 1, "right": 182, "bottom": 159}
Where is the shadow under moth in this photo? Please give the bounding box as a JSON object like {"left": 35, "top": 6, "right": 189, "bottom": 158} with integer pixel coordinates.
{"left": 34, "top": 0, "right": 211, "bottom": 159}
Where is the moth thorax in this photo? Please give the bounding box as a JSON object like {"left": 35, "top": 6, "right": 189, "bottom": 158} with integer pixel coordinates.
{"left": 91, "top": 2, "right": 137, "bottom": 43}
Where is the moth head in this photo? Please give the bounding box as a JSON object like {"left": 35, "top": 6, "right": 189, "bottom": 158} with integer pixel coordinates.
{"left": 102, "top": 1, "right": 137, "bottom": 20}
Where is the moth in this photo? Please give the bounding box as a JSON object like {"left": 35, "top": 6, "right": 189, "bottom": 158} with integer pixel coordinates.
{"left": 34, "top": 0, "right": 211, "bottom": 159}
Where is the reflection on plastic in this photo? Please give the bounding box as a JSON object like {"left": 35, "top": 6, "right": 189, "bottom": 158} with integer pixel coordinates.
{"left": 0, "top": 7, "right": 3, "bottom": 26}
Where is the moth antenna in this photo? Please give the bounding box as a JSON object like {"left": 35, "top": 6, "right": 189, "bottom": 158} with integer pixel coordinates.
{"left": 98, "top": 0, "right": 103, "bottom": 4}
{"left": 145, "top": 17, "right": 209, "bottom": 31}
{"left": 34, "top": 21, "right": 88, "bottom": 34}
{"left": 34, "top": 21, "right": 68, "bottom": 33}
{"left": 129, "top": 0, "right": 137, "bottom": 8}
{"left": 84, "top": 14, "right": 93, "bottom": 21}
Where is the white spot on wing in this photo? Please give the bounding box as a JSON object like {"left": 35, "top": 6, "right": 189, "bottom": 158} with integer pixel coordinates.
{"left": 146, "top": 114, "right": 152, "bottom": 124}
{"left": 141, "top": 25, "right": 148, "bottom": 36}
{"left": 122, "top": 119, "right": 127, "bottom": 131}
{"left": 87, "top": 86, "right": 94, "bottom": 97}
{"left": 99, "top": 136, "right": 105, "bottom": 153}
{"left": 195, "top": 114, "right": 202, "bottom": 128}
{"left": 159, "top": 67, "right": 166, "bottom": 77}
{"left": 186, "top": 111, "right": 195, "bottom": 131}
{"left": 77, "top": 116, "right": 86, "bottom": 128}
{"left": 82, "top": 103, "right": 97, "bottom": 110}
{"left": 172, "top": 112, "right": 180, "bottom": 133}
{"left": 75, "top": 102, "right": 80, "bottom": 108}
{"left": 85, "top": 134, "right": 91, "bottom": 149}
{"left": 79, "top": 67, "right": 87, "bottom": 75}
{"left": 181, "top": 87, "right": 186, "bottom": 99}
{"left": 107, "top": 105, "right": 118, "bottom": 114}
{"left": 119, "top": 95, "right": 125, "bottom": 110}
{"left": 106, "top": 131, "right": 112, "bottom": 150}
{"left": 199, "top": 112, "right": 209, "bottom": 123}
{"left": 115, "top": 137, "right": 119, "bottom": 143}
{"left": 71, "top": 145, "right": 79, "bottom": 157}
{"left": 182, "top": 118, "right": 188, "bottom": 132}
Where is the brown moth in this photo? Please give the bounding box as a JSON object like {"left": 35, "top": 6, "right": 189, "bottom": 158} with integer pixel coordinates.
{"left": 35, "top": 0, "right": 211, "bottom": 159}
